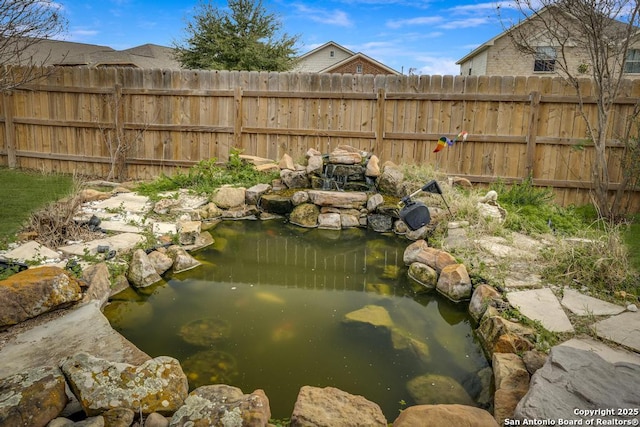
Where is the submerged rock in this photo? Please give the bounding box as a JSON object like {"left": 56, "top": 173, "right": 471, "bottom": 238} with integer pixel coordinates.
{"left": 343, "top": 304, "right": 394, "bottom": 328}
{"left": 181, "top": 349, "right": 238, "bottom": 388}
{"left": 406, "top": 374, "right": 475, "bottom": 406}
{"left": 179, "top": 318, "right": 231, "bottom": 347}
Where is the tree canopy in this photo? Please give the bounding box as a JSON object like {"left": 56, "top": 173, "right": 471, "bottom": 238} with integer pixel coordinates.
{"left": 174, "top": 0, "right": 299, "bottom": 71}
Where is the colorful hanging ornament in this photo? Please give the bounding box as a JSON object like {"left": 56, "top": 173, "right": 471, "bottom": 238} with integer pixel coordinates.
{"left": 433, "top": 131, "right": 469, "bottom": 153}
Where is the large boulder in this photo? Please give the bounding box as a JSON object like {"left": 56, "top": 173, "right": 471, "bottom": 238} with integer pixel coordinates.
{"left": 127, "top": 249, "right": 162, "bottom": 288}
{"left": 469, "top": 284, "right": 503, "bottom": 322}
{"left": 376, "top": 165, "right": 405, "bottom": 197}
{"left": 436, "top": 263, "right": 472, "bottom": 302}
{"left": 81, "top": 262, "right": 112, "bottom": 308}
{"left": 290, "top": 386, "right": 387, "bottom": 427}
{"left": 0, "top": 366, "right": 68, "bottom": 427}
{"left": 392, "top": 404, "right": 499, "bottom": 427}
{"left": 281, "top": 169, "right": 310, "bottom": 189}
{"left": 0, "top": 266, "right": 83, "bottom": 327}
{"left": 403, "top": 242, "right": 456, "bottom": 274}
{"left": 166, "top": 245, "right": 201, "bottom": 274}
{"left": 61, "top": 352, "right": 188, "bottom": 416}
{"left": 307, "top": 190, "right": 368, "bottom": 209}
{"left": 290, "top": 203, "right": 319, "bottom": 228}
{"left": 515, "top": 346, "right": 640, "bottom": 423}
{"left": 477, "top": 309, "right": 536, "bottom": 357}
{"left": 170, "top": 384, "right": 271, "bottom": 427}
{"left": 245, "top": 183, "right": 272, "bottom": 205}
{"left": 408, "top": 262, "right": 438, "bottom": 290}
{"left": 212, "top": 186, "right": 246, "bottom": 209}
{"left": 493, "top": 353, "right": 530, "bottom": 425}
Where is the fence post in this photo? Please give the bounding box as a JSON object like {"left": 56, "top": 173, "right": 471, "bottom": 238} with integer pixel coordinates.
{"left": 374, "top": 88, "right": 385, "bottom": 155}
{"left": 525, "top": 91, "right": 541, "bottom": 178}
{"left": 234, "top": 86, "right": 243, "bottom": 149}
{"left": 2, "top": 90, "right": 16, "bottom": 168}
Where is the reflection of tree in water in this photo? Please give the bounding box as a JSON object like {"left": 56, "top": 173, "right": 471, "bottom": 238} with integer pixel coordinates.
{"left": 179, "top": 318, "right": 231, "bottom": 347}
{"left": 182, "top": 349, "right": 238, "bottom": 389}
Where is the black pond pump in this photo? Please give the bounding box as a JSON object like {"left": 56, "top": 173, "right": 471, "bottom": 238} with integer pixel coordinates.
{"left": 399, "top": 180, "right": 451, "bottom": 231}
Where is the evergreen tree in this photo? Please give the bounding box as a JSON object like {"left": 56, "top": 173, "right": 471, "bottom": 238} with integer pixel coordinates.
{"left": 174, "top": 0, "right": 299, "bottom": 71}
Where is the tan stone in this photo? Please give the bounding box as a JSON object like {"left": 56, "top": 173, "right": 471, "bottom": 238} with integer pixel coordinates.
{"left": 392, "top": 404, "right": 499, "bottom": 427}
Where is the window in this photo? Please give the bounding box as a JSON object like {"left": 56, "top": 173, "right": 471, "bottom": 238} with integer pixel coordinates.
{"left": 356, "top": 64, "right": 363, "bottom": 73}
{"left": 534, "top": 46, "right": 556, "bottom": 72}
{"left": 624, "top": 49, "right": 640, "bottom": 73}
{"left": 330, "top": 50, "right": 335, "bottom": 57}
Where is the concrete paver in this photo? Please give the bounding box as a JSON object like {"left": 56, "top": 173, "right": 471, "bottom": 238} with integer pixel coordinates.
{"left": 592, "top": 311, "right": 640, "bottom": 353}
{"left": 506, "top": 288, "right": 575, "bottom": 333}
{"left": 561, "top": 288, "right": 626, "bottom": 316}
{"left": 89, "top": 192, "right": 151, "bottom": 213}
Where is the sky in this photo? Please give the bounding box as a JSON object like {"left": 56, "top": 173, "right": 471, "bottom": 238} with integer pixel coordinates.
{"left": 54, "top": 0, "right": 522, "bottom": 76}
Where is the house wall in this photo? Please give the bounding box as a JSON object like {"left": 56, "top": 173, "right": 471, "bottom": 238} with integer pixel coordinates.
{"left": 329, "top": 57, "right": 394, "bottom": 75}
{"left": 460, "top": 50, "right": 488, "bottom": 76}
{"left": 294, "top": 45, "right": 351, "bottom": 72}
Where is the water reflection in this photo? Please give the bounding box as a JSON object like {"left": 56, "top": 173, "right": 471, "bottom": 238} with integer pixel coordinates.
{"left": 104, "top": 219, "right": 490, "bottom": 420}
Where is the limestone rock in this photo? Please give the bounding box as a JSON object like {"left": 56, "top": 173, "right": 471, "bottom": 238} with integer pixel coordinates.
{"left": 127, "top": 249, "right": 162, "bottom": 288}
{"left": 317, "top": 212, "right": 341, "bottom": 230}
{"left": 259, "top": 193, "right": 294, "bottom": 214}
{"left": 340, "top": 212, "right": 360, "bottom": 228}
{"left": 493, "top": 353, "right": 530, "bottom": 425}
{"left": 306, "top": 154, "right": 324, "bottom": 176}
{"left": 469, "top": 284, "right": 503, "bottom": 322}
{"left": 290, "top": 385, "right": 387, "bottom": 427}
{"left": 436, "top": 263, "right": 472, "bottom": 302}
{"left": 167, "top": 245, "right": 201, "bottom": 274}
{"left": 197, "top": 202, "right": 223, "bottom": 220}
{"left": 515, "top": 346, "right": 640, "bottom": 422}
{"left": 102, "top": 407, "right": 135, "bottom": 427}
{"left": 176, "top": 221, "right": 202, "bottom": 246}
{"left": 211, "top": 186, "right": 246, "bottom": 209}
{"left": 328, "top": 149, "right": 362, "bottom": 165}
{"left": 171, "top": 384, "right": 270, "bottom": 427}
{"left": 245, "top": 183, "right": 272, "bottom": 205}
{"left": 449, "top": 176, "right": 473, "bottom": 188}
{"left": 0, "top": 266, "right": 83, "bottom": 327}
{"left": 366, "top": 193, "right": 384, "bottom": 212}
{"left": 522, "top": 350, "right": 547, "bottom": 375}
{"left": 79, "top": 188, "right": 112, "bottom": 202}
{"left": 406, "top": 374, "right": 475, "bottom": 406}
{"left": 278, "top": 153, "right": 295, "bottom": 170}
{"left": 392, "top": 404, "right": 499, "bottom": 427}
{"left": 408, "top": 262, "right": 437, "bottom": 290}
{"left": 365, "top": 155, "right": 381, "bottom": 177}
{"left": 290, "top": 203, "right": 319, "bottom": 228}
{"left": 81, "top": 262, "right": 112, "bottom": 308}
{"left": 376, "top": 165, "right": 405, "bottom": 197}
{"left": 280, "top": 169, "right": 310, "bottom": 189}
{"left": 477, "top": 312, "right": 535, "bottom": 357}
{"left": 147, "top": 250, "right": 173, "bottom": 275}
{"left": 307, "top": 190, "right": 368, "bottom": 209}
{"left": 153, "top": 198, "right": 179, "bottom": 215}
{"left": 61, "top": 352, "right": 188, "bottom": 416}
{"left": 403, "top": 244, "right": 456, "bottom": 274}
{"left": 291, "top": 191, "right": 310, "bottom": 206}
{"left": 0, "top": 365, "right": 68, "bottom": 427}
{"left": 144, "top": 412, "right": 169, "bottom": 427}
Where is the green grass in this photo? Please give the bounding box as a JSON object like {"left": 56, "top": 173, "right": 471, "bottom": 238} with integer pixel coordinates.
{"left": 625, "top": 214, "right": 640, "bottom": 272}
{"left": 0, "top": 167, "right": 75, "bottom": 246}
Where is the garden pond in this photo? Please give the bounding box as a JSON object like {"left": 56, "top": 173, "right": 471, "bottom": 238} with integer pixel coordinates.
{"left": 104, "top": 219, "right": 490, "bottom": 420}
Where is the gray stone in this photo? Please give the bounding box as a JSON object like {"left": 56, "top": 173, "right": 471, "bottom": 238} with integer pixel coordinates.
{"left": 0, "top": 365, "right": 67, "bottom": 427}
{"left": 376, "top": 165, "right": 405, "bottom": 197}
{"left": 0, "top": 300, "right": 150, "bottom": 380}
{"left": 306, "top": 154, "right": 324, "bottom": 176}
{"left": 506, "top": 288, "right": 574, "bottom": 333}
{"left": 340, "top": 212, "right": 360, "bottom": 228}
{"left": 3, "top": 240, "right": 60, "bottom": 263}
{"left": 258, "top": 194, "right": 294, "bottom": 215}
{"left": 366, "top": 193, "right": 384, "bottom": 212}
{"left": 167, "top": 245, "right": 201, "bottom": 274}
{"left": 127, "top": 249, "right": 162, "bottom": 288}
{"left": 62, "top": 352, "right": 188, "bottom": 416}
{"left": 291, "top": 190, "right": 310, "bottom": 206}
{"left": 176, "top": 220, "right": 201, "bottom": 246}
{"left": 147, "top": 250, "right": 174, "bottom": 275}
{"left": 317, "top": 212, "right": 341, "bottom": 230}
{"left": 291, "top": 385, "right": 387, "bottom": 427}
{"left": 522, "top": 350, "right": 548, "bottom": 375}
{"left": 102, "top": 407, "right": 135, "bottom": 427}
{"left": 592, "top": 311, "right": 640, "bottom": 353}
{"left": 367, "top": 213, "right": 393, "bottom": 232}
{"left": 81, "top": 262, "right": 112, "bottom": 308}
{"left": 245, "top": 183, "right": 272, "bottom": 205}
{"left": 514, "top": 346, "right": 640, "bottom": 422}
{"left": 58, "top": 232, "right": 146, "bottom": 257}
{"left": 278, "top": 153, "right": 295, "bottom": 170}
{"left": 144, "top": 412, "right": 170, "bottom": 427}
{"left": 561, "top": 288, "right": 625, "bottom": 316}
{"left": 91, "top": 192, "right": 151, "bottom": 214}
{"left": 170, "top": 384, "right": 270, "bottom": 427}
{"left": 280, "top": 169, "right": 310, "bottom": 189}
{"left": 407, "top": 262, "right": 437, "bottom": 290}
{"left": 559, "top": 337, "right": 640, "bottom": 366}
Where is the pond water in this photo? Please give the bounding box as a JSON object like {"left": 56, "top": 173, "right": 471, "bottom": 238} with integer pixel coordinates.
{"left": 104, "top": 219, "right": 490, "bottom": 420}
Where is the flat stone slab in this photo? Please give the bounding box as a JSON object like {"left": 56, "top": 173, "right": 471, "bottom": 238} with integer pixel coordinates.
{"left": 3, "top": 241, "right": 61, "bottom": 262}
{"left": 89, "top": 192, "right": 151, "bottom": 214}
{"left": 561, "top": 288, "right": 626, "bottom": 316}
{"left": 0, "top": 301, "right": 150, "bottom": 379}
{"left": 152, "top": 222, "right": 177, "bottom": 235}
{"left": 592, "top": 311, "right": 640, "bottom": 353}
{"left": 58, "top": 232, "right": 146, "bottom": 256}
{"left": 560, "top": 337, "right": 640, "bottom": 366}
{"left": 506, "top": 288, "right": 574, "bottom": 333}
{"left": 98, "top": 220, "right": 145, "bottom": 233}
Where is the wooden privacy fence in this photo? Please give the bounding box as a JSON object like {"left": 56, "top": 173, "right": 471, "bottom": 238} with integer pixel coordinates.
{"left": 0, "top": 67, "right": 639, "bottom": 210}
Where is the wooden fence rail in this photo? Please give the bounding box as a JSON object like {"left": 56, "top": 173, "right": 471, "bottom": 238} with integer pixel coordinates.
{"left": 0, "top": 67, "right": 639, "bottom": 210}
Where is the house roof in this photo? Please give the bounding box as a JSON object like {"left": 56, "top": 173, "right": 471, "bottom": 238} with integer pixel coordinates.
{"left": 7, "top": 38, "right": 181, "bottom": 69}
{"left": 295, "top": 40, "right": 399, "bottom": 75}
{"left": 322, "top": 52, "right": 400, "bottom": 75}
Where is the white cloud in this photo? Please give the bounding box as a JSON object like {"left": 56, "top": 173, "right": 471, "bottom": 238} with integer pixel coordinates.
{"left": 417, "top": 56, "right": 460, "bottom": 76}
{"left": 293, "top": 4, "right": 353, "bottom": 27}
{"left": 439, "top": 17, "right": 492, "bottom": 30}
{"left": 386, "top": 16, "right": 442, "bottom": 29}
